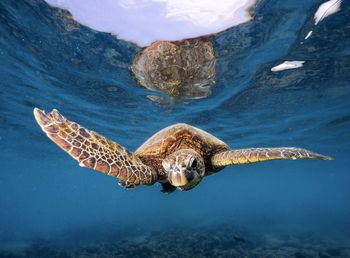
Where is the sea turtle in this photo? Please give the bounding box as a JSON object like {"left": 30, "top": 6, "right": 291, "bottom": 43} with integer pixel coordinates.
{"left": 34, "top": 108, "right": 332, "bottom": 193}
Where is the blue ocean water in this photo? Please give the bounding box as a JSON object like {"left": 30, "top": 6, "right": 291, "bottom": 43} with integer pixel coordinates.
{"left": 1, "top": 0, "right": 350, "bottom": 256}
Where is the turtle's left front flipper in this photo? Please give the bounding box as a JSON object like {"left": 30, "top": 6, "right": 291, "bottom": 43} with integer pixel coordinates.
{"left": 211, "top": 147, "right": 332, "bottom": 167}
{"left": 33, "top": 108, "right": 158, "bottom": 187}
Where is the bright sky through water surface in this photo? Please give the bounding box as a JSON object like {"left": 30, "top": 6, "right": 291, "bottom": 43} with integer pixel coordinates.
{"left": 45, "top": 0, "right": 257, "bottom": 46}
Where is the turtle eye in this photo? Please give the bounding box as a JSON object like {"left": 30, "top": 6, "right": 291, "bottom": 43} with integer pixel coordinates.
{"left": 191, "top": 159, "right": 197, "bottom": 168}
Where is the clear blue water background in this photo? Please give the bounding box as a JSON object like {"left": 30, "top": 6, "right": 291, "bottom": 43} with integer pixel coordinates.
{"left": 0, "top": 0, "right": 350, "bottom": 249}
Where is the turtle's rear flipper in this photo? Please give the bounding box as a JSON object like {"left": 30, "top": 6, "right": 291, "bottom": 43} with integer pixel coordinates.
{"left": 161, "top": 183, "right": 177, "bottom": 194}
{"left": 34, "top": 108, "right": 158, "bottom": 186}
{"left": 211, "top": 147, "right": 333, "bottom": 167}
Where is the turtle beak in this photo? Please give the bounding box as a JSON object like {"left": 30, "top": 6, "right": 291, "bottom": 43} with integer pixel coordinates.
{"left": 168, "top": 169, "right": 188, "bottom": 187}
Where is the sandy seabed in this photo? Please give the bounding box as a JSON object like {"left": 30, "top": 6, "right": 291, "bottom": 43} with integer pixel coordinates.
{"left": 1, "top": 224, "right": 350, "bottom": 258}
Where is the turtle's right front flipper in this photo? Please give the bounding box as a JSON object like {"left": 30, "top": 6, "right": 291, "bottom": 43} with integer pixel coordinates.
{"left": 211, "top": 147, "right": 332, "bottom": 167}
{"left": 33, "top": 108, "right": 158, "bottom": 187}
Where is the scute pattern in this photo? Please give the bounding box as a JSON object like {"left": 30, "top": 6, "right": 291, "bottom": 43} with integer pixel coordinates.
{"left": 211, "top": 147, "right": 333, "bottom": 167}
{"left": 34, "top": 108, "right": 157, "bottom": 186}
{"left": 136, "top": 124, "right": 229, "bottom": 159}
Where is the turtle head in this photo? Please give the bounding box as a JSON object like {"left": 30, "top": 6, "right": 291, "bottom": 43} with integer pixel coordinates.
{"left": 162, "top": 149, "right": 205, "bottom": 191}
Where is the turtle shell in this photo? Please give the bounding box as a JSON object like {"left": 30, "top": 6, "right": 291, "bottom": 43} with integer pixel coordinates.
{"left": 135, "top": 123, "right": 229, "bottom": 174}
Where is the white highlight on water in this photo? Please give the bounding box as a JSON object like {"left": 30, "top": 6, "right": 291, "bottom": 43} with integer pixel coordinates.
{"left": 314, "top": 0, "right": 342, "bottom": 25}
{"left": 305, "top": 0, "right": 342, "bottom": 40}
{"left": 44, "top": 0, "right": 258, "bottom": 46}
{"left": 271, "top": 61, "right": 305, "bottom": 72}
{"left": 304, "top": 30, "right": 313, "bottom": 40}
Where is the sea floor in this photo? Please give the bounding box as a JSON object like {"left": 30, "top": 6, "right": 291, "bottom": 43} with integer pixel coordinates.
{"left": 1, "top": 224, "right": 350, "bottom": 258}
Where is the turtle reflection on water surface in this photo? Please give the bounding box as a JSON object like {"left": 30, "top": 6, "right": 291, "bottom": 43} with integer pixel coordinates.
{"left": 34, "top": 108, "right": 332, "bottom": 193}
{"left": 131, "top": 36, "right": 216, "bottom": 99}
